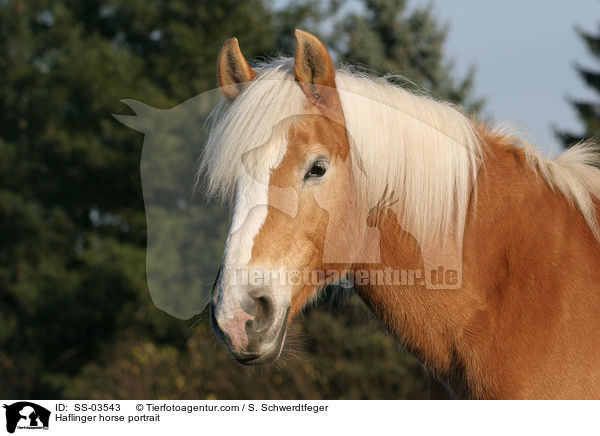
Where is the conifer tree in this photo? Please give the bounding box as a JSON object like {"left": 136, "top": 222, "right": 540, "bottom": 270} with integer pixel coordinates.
{"left": 557, "top": 24, "right": 600, "bottom": 146}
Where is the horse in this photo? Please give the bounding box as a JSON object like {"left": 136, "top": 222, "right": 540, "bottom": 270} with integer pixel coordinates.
{"left": 202, "top": 29, "right": 600, "bottom": 399}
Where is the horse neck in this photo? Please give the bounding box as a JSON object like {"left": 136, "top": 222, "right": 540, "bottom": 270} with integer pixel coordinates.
{"left": 351, "top": 132, "right": 582, "bottom": 398}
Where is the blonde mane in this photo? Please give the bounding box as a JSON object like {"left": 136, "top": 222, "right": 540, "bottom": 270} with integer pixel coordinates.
{"left": 531, "top": 142, "right": 600, "bottom": 241}
{"left": 491, "top": 125, "right": 600, "bottom": 240}
{"left": 200, "top": 57, "right": 600, "bottom": 246}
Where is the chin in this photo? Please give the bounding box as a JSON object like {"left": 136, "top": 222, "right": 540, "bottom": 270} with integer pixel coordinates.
{"left": 231, "top": 326, "right": 287, "bottom": 366}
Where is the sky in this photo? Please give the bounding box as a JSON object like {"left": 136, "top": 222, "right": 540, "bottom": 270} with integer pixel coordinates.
{"left": 426, "top": 0, "right": 599, "bottom": 155}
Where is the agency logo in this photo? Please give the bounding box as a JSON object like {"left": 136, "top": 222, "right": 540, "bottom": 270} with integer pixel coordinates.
{"left": 3, "top": 402, "right": 50, "bottom": 434}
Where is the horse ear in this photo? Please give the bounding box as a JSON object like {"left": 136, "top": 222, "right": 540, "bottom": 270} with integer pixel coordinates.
{"left": 294, "top": 29, "right": 336, "bottom": 105}
{"left": 217, "top": 38, "right": 256, "bottom": 102}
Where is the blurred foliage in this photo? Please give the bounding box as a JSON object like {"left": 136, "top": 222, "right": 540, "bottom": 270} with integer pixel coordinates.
{"left": 557, "top": 23, "right": 600, "bottom": 146}
{"left": 0, "top": 0, "right": 480, "bottom": 399}
{"left": 63, "top": 297, "right": 429, "bottom": 400}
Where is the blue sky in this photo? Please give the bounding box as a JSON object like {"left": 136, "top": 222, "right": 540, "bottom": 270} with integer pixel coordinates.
{"left": 427, "top": 0, "right": 599, "bottom": 155}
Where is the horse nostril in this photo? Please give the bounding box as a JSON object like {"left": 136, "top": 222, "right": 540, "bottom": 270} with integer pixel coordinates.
{"left": 252, "top": 294, "right": 276, "bottom": 333}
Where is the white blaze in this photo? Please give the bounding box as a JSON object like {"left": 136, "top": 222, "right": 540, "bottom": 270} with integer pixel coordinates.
{"left": 214, "top": 138, "right": 294, "bottom": 322}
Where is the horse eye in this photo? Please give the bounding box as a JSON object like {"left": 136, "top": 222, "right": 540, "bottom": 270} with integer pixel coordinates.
{"left": 305, "top": 161, "right": 327, "bottom": 179}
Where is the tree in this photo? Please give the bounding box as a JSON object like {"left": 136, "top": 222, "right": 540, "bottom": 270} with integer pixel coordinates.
{"left": 557, "top": 24, "right": 600, "bottom": 146}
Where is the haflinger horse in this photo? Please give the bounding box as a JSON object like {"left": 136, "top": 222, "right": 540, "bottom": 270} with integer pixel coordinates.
{"left": 202, "top": 29, "right": 600, "bottom": 399}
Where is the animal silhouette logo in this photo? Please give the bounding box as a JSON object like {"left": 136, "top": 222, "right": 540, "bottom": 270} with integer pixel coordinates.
{"left": 114, "top": 85, "right": 469, "bottom": 319}
{"left": 3, "top": 402, "right": 50, "bottom": 433}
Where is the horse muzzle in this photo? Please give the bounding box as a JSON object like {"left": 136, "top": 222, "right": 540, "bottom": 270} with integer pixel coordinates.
{"left": 209, "top": 289, "right": 290, "bottom": 365}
